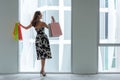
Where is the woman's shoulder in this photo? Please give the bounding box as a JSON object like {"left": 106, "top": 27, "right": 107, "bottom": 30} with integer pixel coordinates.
{"left": 35, "top": 21, "right": 47, "bottom": 29}
{"left": 38, "top": 21, "right": 46, "bottom": 25}
{"left": 41, "top": 21, "right": 47, "bottom": 25}
{"left": 40, "top": 21, "right": 47, "bottom": 27}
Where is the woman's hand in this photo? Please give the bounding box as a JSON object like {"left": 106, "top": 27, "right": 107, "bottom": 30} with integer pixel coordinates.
{"left": 19, "top": 23, "right": 27, "bottom": 29}
{"left": 19, "top": 22, "right": 32, "bottom": 29}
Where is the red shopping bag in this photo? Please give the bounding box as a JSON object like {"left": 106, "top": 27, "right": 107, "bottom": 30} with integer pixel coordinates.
{"left": 49, "top": 16, "right": 62, "bottom": 37}
{"left": 18, "top": 23, "right": 23, "bottom": 40}
{"left": 12, "top": 22, "right": 23, "bottom": 40}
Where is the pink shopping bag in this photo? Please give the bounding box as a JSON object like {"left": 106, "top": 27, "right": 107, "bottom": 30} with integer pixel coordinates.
{"left": 49, "top": 16, "right": 62, "bottom": 37}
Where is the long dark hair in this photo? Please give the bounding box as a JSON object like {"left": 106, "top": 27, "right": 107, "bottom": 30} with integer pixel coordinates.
{"left": 31, "top": 11, "right": 41, "bottom": 27}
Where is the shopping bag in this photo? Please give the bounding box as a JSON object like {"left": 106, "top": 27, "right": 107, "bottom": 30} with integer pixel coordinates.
{"left": 12, "top": 22, "right": 23, "bottom": 40}
{"left": 49, "top": 16, "right": 62, "bottom": 37}
{"left": 18, "top": 23, "right": 23, "bottom": 40}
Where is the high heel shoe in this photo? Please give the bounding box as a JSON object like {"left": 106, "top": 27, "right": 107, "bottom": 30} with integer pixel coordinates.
{"left": 40, "top": 71, "right": 46, "bottom": 77}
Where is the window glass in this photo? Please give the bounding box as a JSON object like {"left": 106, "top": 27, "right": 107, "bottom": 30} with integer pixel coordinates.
{"left": 47, "top": 0, "right": 59, "bottom": 6}
{"left": 38, "top": 0, "right": 47, "bottom": 7}
{"left": 62, "top": 44, "right": 71, "bottom": 72}
{"left": 100, "top": 0, "right": 108, "bottom": 8}
{"left": 64, "top": 0, "right": 71, "bottom": 6}
{"left": 99, "top": 0, "right": 120, "bottom": 72}
{"left": 19, "top": 0, "right": 71, "bottom": 72}
{"left": 98, "top": 46, "right": 118, "bottom": 72}
{"left": 99, "top": 12, "right": 108, "bottom": 40}
{"left": 64, "top": 11, "right": 71, "bottom": 40}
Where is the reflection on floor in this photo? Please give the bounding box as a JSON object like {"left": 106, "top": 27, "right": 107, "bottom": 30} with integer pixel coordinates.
{"left": 0, "top": 74, "right": 120, "bottom": 80}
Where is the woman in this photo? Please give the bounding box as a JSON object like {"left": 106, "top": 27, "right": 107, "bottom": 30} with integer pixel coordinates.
{"left": 20, "top": 11, "right": 52, "bottom": 76}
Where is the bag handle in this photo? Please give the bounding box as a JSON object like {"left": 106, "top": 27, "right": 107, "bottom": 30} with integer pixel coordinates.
{"left": 51, "top": 16, "right": 55, "bottom": 23}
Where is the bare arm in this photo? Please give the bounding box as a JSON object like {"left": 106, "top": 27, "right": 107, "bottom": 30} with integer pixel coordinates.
{"left": 20, "top": 23, "right": 32, "bottom": 29}
{"left": 42, "top": 22, "right": 49, "bottom": 29}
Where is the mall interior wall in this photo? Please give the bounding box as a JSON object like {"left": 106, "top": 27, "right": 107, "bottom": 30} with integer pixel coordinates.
{"left": 0, "top": 0, "right": 98, "bottom": 74}
{"left": 72, "top": 0, "right": 98, "bottom": 74}
{"left": 0, "top": 0, "right": 18, "bottom": 73}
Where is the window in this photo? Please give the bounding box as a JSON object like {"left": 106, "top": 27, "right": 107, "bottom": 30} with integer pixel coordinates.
{"left": 99, "top": 0, "right": 120, "bottom": 72}
{"left": 19, "top": 0, "right": 71, "bottom": 72}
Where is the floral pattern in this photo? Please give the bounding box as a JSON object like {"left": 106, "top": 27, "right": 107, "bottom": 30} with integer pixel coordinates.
{"left": 35, "top": 27, "right": 52, "bottom": 60}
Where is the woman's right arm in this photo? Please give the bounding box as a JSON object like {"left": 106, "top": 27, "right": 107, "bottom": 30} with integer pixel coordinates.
{"left": 20, "top": 23, "right": 32, "bottom": 29}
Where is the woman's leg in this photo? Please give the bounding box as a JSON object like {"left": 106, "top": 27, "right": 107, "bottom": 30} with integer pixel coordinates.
{"left": 40, "top": 58, "right": 46, "bottom": 76}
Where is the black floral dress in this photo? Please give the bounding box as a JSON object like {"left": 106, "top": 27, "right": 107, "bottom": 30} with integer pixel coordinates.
{"left": 35, "top": 27, "right": 52, "bottom": 60}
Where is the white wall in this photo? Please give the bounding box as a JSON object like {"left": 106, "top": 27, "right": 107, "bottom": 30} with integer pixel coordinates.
{"left": 72, "top": 0, "right": 98, "bottom": 74}
{"left": 0, "top": 0, "right": 18, "bottom": 73}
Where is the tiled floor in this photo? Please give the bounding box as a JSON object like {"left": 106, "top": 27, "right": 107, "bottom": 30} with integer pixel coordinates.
{"left": 0, "top": 74, "right": 120, "bottom": 80}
